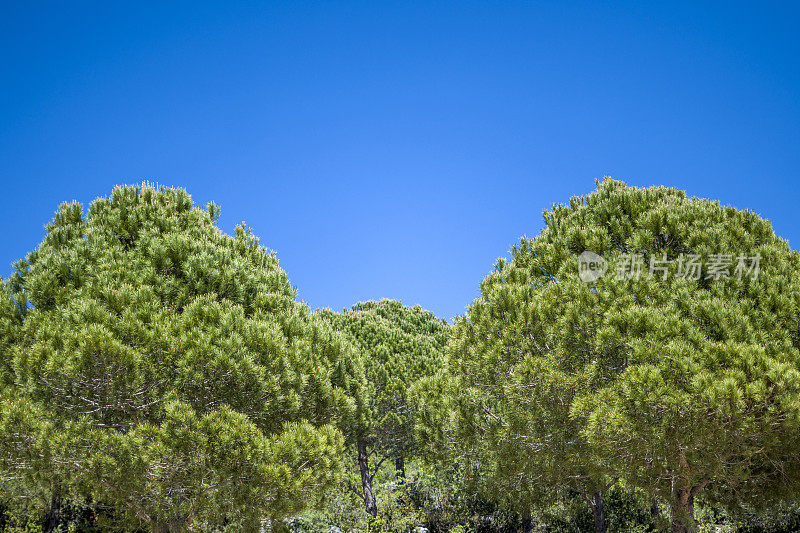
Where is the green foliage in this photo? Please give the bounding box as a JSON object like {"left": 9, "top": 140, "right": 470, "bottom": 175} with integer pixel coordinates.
{"left": 0, "top": 184, "right": 350, "bottom": 530}
{"left": 4, "top": 181, "right": 800, "bottom": 532}
{"left": 318, "top": 300, "right": 448, "bottom": 450}
{"left": 316, "top": 300, "right": 448, "bottom": 518}
{"left": 528, "top": 485, "right": 660, "bottom": 533}
{"left": 423, "top": 179, "right": 800, "bottom": 531}
{"left": 295, "top": 462, "right": 668, "bottom": 533}
{"left": 291, "top": 458, "right": 505, "bottom": 533}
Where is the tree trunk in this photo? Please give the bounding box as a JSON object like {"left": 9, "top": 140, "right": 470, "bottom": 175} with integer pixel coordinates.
{"left": 670, "top": 488, "right": 695, "bottom": 533}
{"left": 395, "top": 455, "right": 406, "bottom": 481}
{"left": 43, "top": 492, "right": 61, "bottom": 533}
{"left": 521, "top": 509, "right": 533, "bottom": 533}
{"left": 357, "top": 438, "right": 377, "bottom": 518}
{"left": 650, "top": 498, "right": 661, "bottom": 529}
{"left": 592, "top": 491, "right": 607, "bottom": 533}
{"left": 651, "top": 498, "right": 660, "bottom": 519}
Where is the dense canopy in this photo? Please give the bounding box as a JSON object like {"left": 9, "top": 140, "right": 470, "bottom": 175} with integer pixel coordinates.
{"left": 0, "top": 185, "right": 351, "bottom": 530}
{"left": 423, "top": 180, "right": 800, "bottom": 533}
{"left": 2, "top": 181, "right": 800, "bottom": 533}
{"left": 317, "top": 300, "right": 449, "bottom": 519}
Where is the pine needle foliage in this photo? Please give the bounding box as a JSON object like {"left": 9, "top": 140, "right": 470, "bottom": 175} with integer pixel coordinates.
{"left": 317, "top": 299, "right": 449, "bottom": 518}
{"left": 424, "top": 179, "right": 800, "bottom": 533}
{"left": 0, "top": 184, "right": 353, "bottom": 531}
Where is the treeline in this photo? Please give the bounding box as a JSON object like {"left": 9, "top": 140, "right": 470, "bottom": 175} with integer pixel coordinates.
{"left": 1, "top": 181, "right": 799, "bottom": 533}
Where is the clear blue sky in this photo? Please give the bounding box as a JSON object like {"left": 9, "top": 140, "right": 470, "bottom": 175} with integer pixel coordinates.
{"left": 1, "top": 2, "right": 798, "bottom": 321}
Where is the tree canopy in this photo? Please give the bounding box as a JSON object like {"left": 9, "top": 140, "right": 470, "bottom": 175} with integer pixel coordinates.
{"left": 0, "top": 185, "right": 353, "bottom": 531}
{"left": 422, "top": 180, "right": 800, "bottom": 533}
{"left": 317, "top": 299, "right": 449, "bottom": 519}
{"left": 3, "top": 181, "right": 800, "bottom": 533}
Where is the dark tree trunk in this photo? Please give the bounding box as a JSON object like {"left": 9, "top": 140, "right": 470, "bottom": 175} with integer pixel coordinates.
{"left": 357, "top": 438, "right": 378, "bottom": 518}
{"left": 650, "top": 497, "right": 661, "bottom": 529}
{"left": 43, "top": 492, "right": 61, "bottom": 533}
{"left": 670, "top": 489, "right": 695, "bottom": 533}
{"left": 592, "top": 491, "right": 607, "bottom": 533}
{"left": 395, "top": 455, "right": 406, "bottom": 481}
{"left": 521, "top": 509, "right": 533, "bottom": 533}
{"left": 651, "top": 498, "right": 660, "bottom": 519}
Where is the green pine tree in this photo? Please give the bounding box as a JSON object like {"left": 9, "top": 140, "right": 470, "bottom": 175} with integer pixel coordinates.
{"left": 0, "top": 184, "right": 354, "bottom": 532}
{"left": 317, "top": 299, "right": 449, "bottom": 521}
{"left": 422, "top": 179, "right": 800, "bottom": 533}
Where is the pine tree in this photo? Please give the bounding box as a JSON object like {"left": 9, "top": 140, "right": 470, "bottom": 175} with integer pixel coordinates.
{"left": 0, "top": 184, "right": 352, "bottom": 531}
{"left": 317, "top": 299, "right": 449, "bottom": 521}
{"left": 423, "top": 179, "right": 800, "bottom": 533}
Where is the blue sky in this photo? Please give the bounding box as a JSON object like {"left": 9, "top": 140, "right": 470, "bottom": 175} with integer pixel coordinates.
{"left": 1, "top": 1, "right": 798, "bottom": 320}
